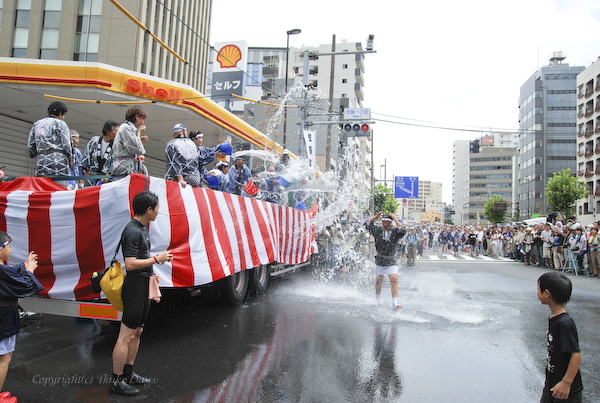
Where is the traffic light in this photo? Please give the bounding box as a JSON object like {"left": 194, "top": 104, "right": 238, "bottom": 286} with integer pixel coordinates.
{"left": 342, "top": 122, "right": 371, "bottom": 137}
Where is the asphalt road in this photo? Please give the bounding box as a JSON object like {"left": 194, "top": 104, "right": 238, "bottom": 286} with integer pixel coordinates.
{"left": 6, "top": 252, "right": 600, "bottom": 403}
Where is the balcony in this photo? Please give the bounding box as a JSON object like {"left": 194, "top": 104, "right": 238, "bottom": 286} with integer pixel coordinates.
{"left": 596, "top": 164, "right": 600, "bottom": 174}
{"left": 585, "top": 127, "right": 594, "bottom": 137}
{"left": 585, "top": 87, "right": 594, "bottom": 98}
{"left": 578, "top": 129, "right": 585, "bottom": 137}
{"left": 578, "top": 169, "right": 585, "bottom": 176}
{"left": 596, "top": 123, "right": 600, "bottom": 133}
{"left": 596, "top": 80, "right": 600, "bottom": 92}
{"left": 578, "top": 91, "right": 585, "bottom": 99}
{"left": 585, "top": 149, "right": 594, "bottom": 157}
{"left": 578, "top": 150, "right": 585, "bottom": 157}
{"left": 596, "top": 144, "right": 600, "bottom": 154}
{"left": 596, "top": 102, "right": 600, "bottom": 112}
{"left": 585, "top": 168, "right": 594, "bottom": 177}
{"left": 586, "top": 109, "right": 594, "bottom": 118}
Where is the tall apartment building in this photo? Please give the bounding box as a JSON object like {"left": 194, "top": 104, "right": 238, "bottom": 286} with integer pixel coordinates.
{"left": 452, "top": 137, "right": 517, "bottom": 225}
{"left": 0, "top": 0, "right": 212, "bottom": 93}
{"left": 575, "top": 57, "right": 600, "bottom": 225}
{"left": 517, "top": 52, "right": 584, "bottom": 219}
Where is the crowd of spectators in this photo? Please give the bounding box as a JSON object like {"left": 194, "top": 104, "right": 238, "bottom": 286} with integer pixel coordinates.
{"left": 313, "top": 211, "right": 600, "bottom": 278}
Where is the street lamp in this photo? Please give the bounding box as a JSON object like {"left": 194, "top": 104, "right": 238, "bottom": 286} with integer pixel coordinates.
{"left": 282, "top": 28, "right": 301, "bottom": 150}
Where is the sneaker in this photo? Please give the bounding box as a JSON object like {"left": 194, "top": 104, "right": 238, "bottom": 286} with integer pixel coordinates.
{"left": 393, "top": 304, "right": 402, "bottom": 310}
{"left": 128, "top": 372, "right": 152, "bottom": 385}
{"left": 110, "top": 380, "right": 140, "bottom": 396}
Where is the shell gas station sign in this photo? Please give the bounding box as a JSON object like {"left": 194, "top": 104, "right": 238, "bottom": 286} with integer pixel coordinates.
{"left": 211, "top": 41, "right": 248, "bottom": 99}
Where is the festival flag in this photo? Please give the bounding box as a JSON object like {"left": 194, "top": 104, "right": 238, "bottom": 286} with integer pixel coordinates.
{"left": 243, "top": 179, "right": 259, "bottom": 195}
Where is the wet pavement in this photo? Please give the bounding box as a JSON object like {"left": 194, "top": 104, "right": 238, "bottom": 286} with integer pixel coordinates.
{"left": 6, "top": 253, "right": 600, "bottom": 403}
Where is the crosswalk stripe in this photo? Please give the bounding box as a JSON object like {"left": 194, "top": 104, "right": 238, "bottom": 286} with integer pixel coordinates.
{"left": 429, "top": 256, "right": 440, "bottom": 260}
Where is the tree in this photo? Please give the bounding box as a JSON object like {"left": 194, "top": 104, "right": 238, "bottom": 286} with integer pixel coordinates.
{"left": 373, "top": 183, "right": 400, "bottom": 215}
{"left": 483, "top": 195, "right": 507, "bottom": 224}
{"left": 546, "top": 168, "right": 588, "bottom": 218}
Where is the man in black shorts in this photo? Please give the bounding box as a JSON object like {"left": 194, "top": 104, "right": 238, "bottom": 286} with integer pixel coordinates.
{"left": 110, "top": 191, "right": 173, "bottom": 396}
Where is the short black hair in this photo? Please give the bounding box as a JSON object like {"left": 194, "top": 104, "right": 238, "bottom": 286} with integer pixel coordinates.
{"left": 132, "top": 191, "right": 159, "bottom": 216}
{"left": 48, "top": 101, "right": 68, "bottom": 116}
{"left": 102, "top": 119, "right": 119, "bottom": 136}
{"left": 0, "top": 231, "right": 10, "bottom": 245}
{"left": 538, "top": 271, "right": 572, "bottom": 305}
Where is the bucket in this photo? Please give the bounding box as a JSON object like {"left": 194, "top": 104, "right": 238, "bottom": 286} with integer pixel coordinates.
{"left": 217, "top": 142, "right": 232, "bottom": 155}
{"left": 204, "top": 174, "right": 219, "bottom": 189}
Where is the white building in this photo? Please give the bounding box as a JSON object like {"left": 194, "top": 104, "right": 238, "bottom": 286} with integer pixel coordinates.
{"left": 453, "top": 136, "right": 517, "bottom": 225}
{"left": 401, "top": 181, "right": 445, "bottom": 223}
{"left": 576, "top": 57, "right": 600, "bottom": 225}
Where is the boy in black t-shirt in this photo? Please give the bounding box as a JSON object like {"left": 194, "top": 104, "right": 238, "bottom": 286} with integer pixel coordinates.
{"left": 537, "top": 272, "right": 583, "bottom": 403}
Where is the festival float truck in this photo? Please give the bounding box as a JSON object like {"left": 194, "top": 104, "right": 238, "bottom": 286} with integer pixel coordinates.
{"left": 0, "top": 174, "right": 315, "bottom": 321}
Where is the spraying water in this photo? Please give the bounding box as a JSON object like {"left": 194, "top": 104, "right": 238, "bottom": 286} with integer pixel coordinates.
{"left": 237, "top": 83, "right": 375, "bottom": 284}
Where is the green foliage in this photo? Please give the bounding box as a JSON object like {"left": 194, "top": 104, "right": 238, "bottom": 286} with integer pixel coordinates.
{"left": 373, "top": 183, "right": 400, "bottom": 214}
{"left": 483, "top": 195, "right": 506, "bottom": 224}
{"left": 546, "top": 168, "right": 588, "bottom": 217}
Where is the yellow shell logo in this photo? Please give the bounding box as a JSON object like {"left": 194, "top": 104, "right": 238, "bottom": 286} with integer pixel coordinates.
{"left": 216, "top": 45, "right": 242, "bottom": 68}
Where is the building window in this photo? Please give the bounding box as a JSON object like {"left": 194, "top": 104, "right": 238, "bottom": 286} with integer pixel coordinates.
{"left": 13, "top": 0, "right": 31, "bottom": 58}
{"left": 74, "top": 0, "right": 102, "bottom": 62}
{"left": 342, "top": 64, "right": 348, "bottom": 69}
{"left": 342, "top": 78, "right": 347, "bottom": 83}
{"left": 40, "top": 0, "right": 62, "bottom": 59}
{"left": 246, "top": 64, "right": 261, "bottom": 86}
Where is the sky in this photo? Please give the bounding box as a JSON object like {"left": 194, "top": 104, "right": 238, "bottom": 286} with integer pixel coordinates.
{"left": 210, "top": 0, "right": 600, "bottom": 203}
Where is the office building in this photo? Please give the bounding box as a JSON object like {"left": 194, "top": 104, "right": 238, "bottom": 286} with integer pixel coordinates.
{"left": 517, "top": 52, "right": 584, "bottom": 219}
{"left": 452, "top": 136, "right": 517, "bottom": 225}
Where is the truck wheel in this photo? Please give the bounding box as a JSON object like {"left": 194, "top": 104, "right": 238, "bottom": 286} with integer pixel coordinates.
{"left": 217, "top": 270, "right": 249, "bottom": 305}
{"left": 248, "top": 265, "right": 270, "bottom": 296}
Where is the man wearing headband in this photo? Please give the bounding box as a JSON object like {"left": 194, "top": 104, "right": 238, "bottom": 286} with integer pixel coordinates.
{"left": 205, "top": 161, "right": 231, "bottom": 192}
{"left": 189, "top": 130, "right": 224, "bottom": 177}
{"left": 365, "top": 211, "right": 406, "bottom": 309}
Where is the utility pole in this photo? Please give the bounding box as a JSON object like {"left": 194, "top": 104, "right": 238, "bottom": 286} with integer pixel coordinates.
{"left": 325, "top": 34, "right": 336, "bottom": 172}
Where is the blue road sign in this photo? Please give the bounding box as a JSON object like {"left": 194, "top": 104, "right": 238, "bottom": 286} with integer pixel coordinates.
{"left": 394, "top": 176, "right": 419, "bottom": 199}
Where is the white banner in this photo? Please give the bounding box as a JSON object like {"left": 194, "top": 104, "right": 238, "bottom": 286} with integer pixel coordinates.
{"left": 303, "top": 129, "right": 316, "bottom": 168}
